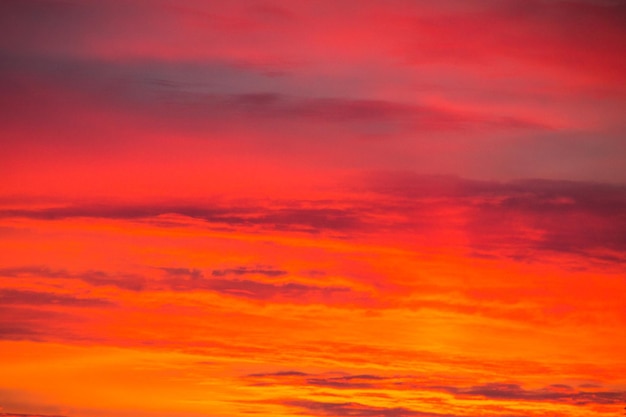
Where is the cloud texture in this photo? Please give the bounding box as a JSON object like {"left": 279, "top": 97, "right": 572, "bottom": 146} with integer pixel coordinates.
{"left": 1, "top": 1, "right": 625, "bottom": 417}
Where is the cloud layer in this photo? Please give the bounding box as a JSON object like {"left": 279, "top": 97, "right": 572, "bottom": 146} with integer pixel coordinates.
{"left": 1, "top": 1, "right": 625, "bottom": 417}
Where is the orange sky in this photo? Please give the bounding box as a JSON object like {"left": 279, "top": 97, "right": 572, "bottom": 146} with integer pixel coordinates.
{"left": 1, "top": 1, "right": 625, "bottom": 417}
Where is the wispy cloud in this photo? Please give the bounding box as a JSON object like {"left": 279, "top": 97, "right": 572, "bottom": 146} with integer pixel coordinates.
{"left": 0, "top": 413, "right": 64, "bottom": 417}
{"left": 2, "top": 174, "right": 625, "bottom": 265}
{"left": 282, "top": 399, "right": 452, "bottom": 417}
{"left": 0, "top": 289, "right": 113, "bottom": 308}
{"left": 0, "top": 266, "right": 146, "bottom": 291}
{"left": 443, "top": 382, "right": 625, "bottom": 405}
{"left": 0, "top": 204, "right": 365, "bottom": 233}
{"left": 363, "top": 174, "right": 626, "bottom": 263}
{"left": 249, "top": 371, "right": 626, "bottom": 407}
{"left": 211, "top": 266, "right": 287, "bottom": 277}
{"left": 157, "top": 267, "right": 357, "bottom": 303}
{"left": 203, "top": 278, "right": 349, "bottom": 301}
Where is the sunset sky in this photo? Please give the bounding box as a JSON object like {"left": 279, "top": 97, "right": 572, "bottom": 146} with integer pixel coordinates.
{"left": 1, "top": 0, "right": 626, "bottom": 416}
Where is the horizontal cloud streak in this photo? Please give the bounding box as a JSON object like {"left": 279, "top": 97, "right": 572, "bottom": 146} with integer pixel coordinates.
{"left": 283, "top": 399, "right": 448, "bottom": 417}
{"left": 249, "top": 371, "right": 626, "bottom": 406}
{"left": 0, "top": 204, "right": 364, "bottom": 233}
{"left": 2, "top": 176, "right": 624, "bottom": 263}
{"left": 0, "top": 266, "right": 146, "bottom": 291}
{"left": 211, "top": 267, "right": 287, "bottom": 277}
{"left": 0, "top": 289, "right": 113, "bottom": 308}
{"left": 204, "top": 279, "right": 349, "bottom": 301}
{"left": 0, "top": 55, "right": 549, "bottom": 148}
{"left": 444, "top": 382, "right": 625, "bottom": 405}
{"left": 0, "top": 414, "right": 67, "bottom": 417}
{"left": 0, "top": 265, "right": 368, "bottom": 306}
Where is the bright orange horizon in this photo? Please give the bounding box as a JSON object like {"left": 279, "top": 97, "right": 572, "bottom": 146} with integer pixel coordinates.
{"left": 1, "top": 1, "right": 625, "bottom": 416}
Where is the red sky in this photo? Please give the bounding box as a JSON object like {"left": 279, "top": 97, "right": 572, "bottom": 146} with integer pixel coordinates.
{"left": 1, "top": 1, "right": 625, "bottom": 416}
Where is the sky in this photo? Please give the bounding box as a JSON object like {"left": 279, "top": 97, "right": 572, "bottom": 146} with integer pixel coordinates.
{"left": 1, "top": 0, "right": 625, "bottom": 416}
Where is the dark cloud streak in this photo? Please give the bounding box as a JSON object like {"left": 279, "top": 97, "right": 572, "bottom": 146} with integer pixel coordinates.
{"left": 0, "top": 204, "right": 365, "bottom": 233}
{"left": 442, "top": 382, "right": 625, "bottom": 405}
{"left": 1, "top": 176, "right": 624, "bottom": 263}
{"left": 0, "top": 289, "right": 113, "bottom": 307}
{"left": 249, "top": 371, "right": 626, "bottom": 407}
{"left": 0, "top": 266, "right": 146, "bottom": 291}
{"left": 211, "top": 267, "right": 287, "bottom": 277}
{"left": 283, "top": 399, "right": 452, "bottom": 417}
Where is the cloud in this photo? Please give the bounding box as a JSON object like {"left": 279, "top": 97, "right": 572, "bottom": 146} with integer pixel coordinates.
{"left": 151, "top": 266, "right": 364, "bottom": 304}
{"left": 248, "top": 371, "right": 626, "bottom": 406}
{"left": 364, "top": 173, "right": 626, "bottom": 263}
{"left": 0, "top": 319, "right": 44, "bottom": 341}
{"left": 248, "top": 370, "right": 309, "bottom": 378}
{"left": 442, "top": 382, "right": 625, "bottom": 405}
{"left": 203, "top": 279, "right": 350, "bottom": 301}
{"left": 171, "top": 92, "right": 547, "bottom": 133}
{"left": 3, "top": 173, "right": 626, "bottom": 267}
{"left": 0, "top": 304, "right": 100, "bottom": 343}
{"left": 249, "top": 371, "right": 388, "bottom": 389}
{"left": 0, "top": 46, "right": 550, "bottom": 153}
{"left": 0, "top": 414, "right": 67, "bottom": 417}
{"left": 305, "top": 374, "right": 386, "bottom": 390}
{"left": 0, "top": 203, "right": 366, "bottom": 234}
{"left": 0, "top": 204, "right": 240, "bottom": 222}
{"left": 0, "top": 266, "right": 68, "bottom": 279}
{"left": 0, "top": 413, "right": 65, "bottom": 417}
{"left": 75, "top": 271, "right": 146, "bottom": 291}
{"left": 2, "top": 0, "right": 625, "bottom": 185}
{"left": 3, "top": 0, "right": 624, "bottom": 85}
{"left": 0, "top": 266, "right": 146, "bottom": 291}
{"left": 0, "top": 289, "right": 113, "bottom": 308}
{"left": 282, "top": 399, "right": 449, "bottom": 417}
{"left": 3, "top": 174, "right": 625, "bottom": 265}
{"left": 211, "top": 266, "right": 287, "bottom": 277}
{"left": 0, "top": 0, "right": 91, "bottom": 52}
{"left": 400, "top": 0, "right": 626, "bottom": 83}
{"left": 246, "top": 371, "right": 418, "bottom": 392}
{"left": 464, "top": 179, "right": 626, "bottom": 260}
{"left": 159, "top": 267, "right": 203, "bottom": 276}
{"left": 0, "top": 265, "right": 364, "bottom": 306}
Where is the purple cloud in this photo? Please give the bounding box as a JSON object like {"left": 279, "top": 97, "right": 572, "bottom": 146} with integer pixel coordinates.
{"left": 248, "top": 371, "right": 626, "bottom": 407}
{"left": 283, "top": 399, "right": 452, "bottom": 417}
{"left": 211, "top": 266, "right": 287, "bottom": 277}
{"left": 0, "top": 266, "right": 145, "bottom": 291}
{"left": 0, "top": 289, "right": 113, "bottom": 308}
